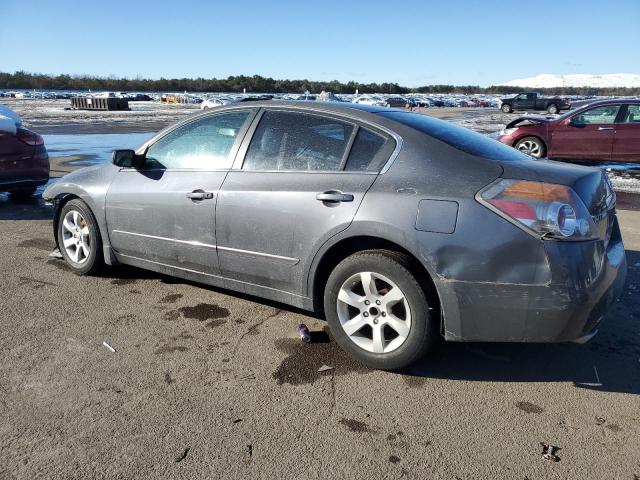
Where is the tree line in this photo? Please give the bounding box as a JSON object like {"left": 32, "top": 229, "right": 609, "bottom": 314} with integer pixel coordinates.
{"left": 1, "top": 71, "right": 639, "bottom": 96}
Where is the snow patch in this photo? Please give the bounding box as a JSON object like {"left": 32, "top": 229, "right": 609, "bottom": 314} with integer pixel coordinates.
{"left": 498, "top": 73, "right": 640, "bottom": 89}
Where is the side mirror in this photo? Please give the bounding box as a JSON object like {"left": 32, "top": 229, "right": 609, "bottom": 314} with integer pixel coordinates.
{"left": 112, "top": 149, "right": 145, "bottom": 168}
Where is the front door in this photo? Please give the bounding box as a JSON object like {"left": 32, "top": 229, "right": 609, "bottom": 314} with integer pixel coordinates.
{"left": 550, "top": 104, "right": 621, "bottom": 160}
{"left": 105, "top": 109, "right": 255, "bottom": 274}
{"left": 612, "top": 104, "right": 640, "bottom": 162}
{"left": 216, "top": 109, "right": 396, "bottom": 296}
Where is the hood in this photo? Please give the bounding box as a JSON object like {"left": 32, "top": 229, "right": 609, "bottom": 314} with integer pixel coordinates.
{"left": 505, "top": 115, "right": 555, "bottom": 129}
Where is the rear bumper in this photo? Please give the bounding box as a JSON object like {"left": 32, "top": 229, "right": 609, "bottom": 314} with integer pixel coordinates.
{"left": 442, "top": 217, "right": 627, "bottom": 342}
{"left": 0, "top": 146, "right": 49, "bottom": 191}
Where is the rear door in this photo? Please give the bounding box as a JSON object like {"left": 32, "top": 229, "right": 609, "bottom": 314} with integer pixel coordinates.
{"left": 611, "top": 104, "right": 640, "bottom": 162}
{"left": 549, "top": 104, "right": 621, "bottom": 160}
{"left": 215, "top": 108, "right": 397, "bottom": 295}
{"left": 105, "top": 109, "right": 255, "bottom": 274}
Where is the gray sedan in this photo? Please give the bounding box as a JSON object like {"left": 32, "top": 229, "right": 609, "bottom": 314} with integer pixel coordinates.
{"left": 43, "top": 101, "right": 626, "bottom": 369}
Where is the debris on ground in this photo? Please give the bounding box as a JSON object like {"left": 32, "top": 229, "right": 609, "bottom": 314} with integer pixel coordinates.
{"left": 540, "top": 443, "right": 561, "bottom": 462}
{"left": 102, "top": 341, "right": 116, "bottom": 353}
{"left": 48, "top": 248, "right": 63, "bottom": 259}
{"left": 175, "top": 447, "right": 190, "bottom": 463}
{"left": 296, "top": 323, "right": 311, "bottom": 343}
{"left": 595, "top": 416, "right": 606, "bottom": 425}
{"left": 318, "top": 365, "right": 334, "bottom": 373}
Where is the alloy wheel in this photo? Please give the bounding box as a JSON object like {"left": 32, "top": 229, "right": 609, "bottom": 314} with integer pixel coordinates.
{"left": 336, "top": 271, "right": 412, "bottom": 354}
{"left": 517, "top": 140, "right": 542, "bottom": 158}
{"left": 61, "top": 210, "right": 91, "bottom": 264}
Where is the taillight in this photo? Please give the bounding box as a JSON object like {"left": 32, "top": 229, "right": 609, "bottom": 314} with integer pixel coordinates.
{"left": 16, "top": 128, "right": 44, "bottom": 146}
{"left": 478, "top": 179, "right": 597, "bottom": 241}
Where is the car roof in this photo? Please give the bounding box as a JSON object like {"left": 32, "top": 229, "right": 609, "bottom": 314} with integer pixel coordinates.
{"left": 221, "top": 99, "right": 391, "bottom": 114}
{"left": 578, "top": 98, "right": 639, "bottom": 107}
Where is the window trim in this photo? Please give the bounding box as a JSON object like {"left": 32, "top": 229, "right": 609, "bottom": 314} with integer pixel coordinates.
{"left": 232, "top": 107, "right": 400, "bottom": 175}
{"left": 128, "top": 107, "right": 259, "bottom": 172}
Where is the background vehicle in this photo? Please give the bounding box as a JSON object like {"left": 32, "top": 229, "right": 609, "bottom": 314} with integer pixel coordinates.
{"left": 500, "top": 92, "right": 571, "bottom": 114}
{"left": 44, "top": 102, "right": 625, "bottom": 370}
{"left": 498, "top": 99, "right": 640, "bottom": 161}
{"left": 385, "top": 96, "right": 409, "bottom": 108}
{"left": 0, "top": 104, "right": 49, "bottom": 197}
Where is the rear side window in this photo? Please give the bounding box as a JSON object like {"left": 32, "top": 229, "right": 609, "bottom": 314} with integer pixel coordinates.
{"left": 146, "top": 111, "right": 251, "bottom": 169}
{"left": 345, "top": 128, "right": 394, "bottom": 172}
{"left": 243, "top": 111, "right": 354, "bottom": 171}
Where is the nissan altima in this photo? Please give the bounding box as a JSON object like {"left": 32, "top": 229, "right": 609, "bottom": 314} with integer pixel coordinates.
{"left": 43, "top": 101, "right": 626, "bottom": 370}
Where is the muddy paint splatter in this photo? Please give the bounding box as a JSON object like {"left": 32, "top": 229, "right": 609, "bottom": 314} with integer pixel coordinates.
{"left": 18, "top": 238, "right": 53, "bottom": 251}
{"left": 339, "top": 418, "right": 375, "bottom": 433}
{"left": 161, "top": 293, "right": 183, "bottom": 304}
{"left": 273, "top": 328, "right": 370, "bottom": 385}
{"left": 389, "top": 455, "right": 401, "bottom": 464}
{"left": 164, "top": 372, "right": 173, "bottom": 384}
{"left": 606, "top": 424, "right": 622, "bottom": 432}
{"left": 178, "top": 303, "right": 230, "bottom": 321}
{"left": 154, "top": 345, "right": 189, "bottom": 355}
{"left": 516, "top": 401, "right": 544, "bottom": 414}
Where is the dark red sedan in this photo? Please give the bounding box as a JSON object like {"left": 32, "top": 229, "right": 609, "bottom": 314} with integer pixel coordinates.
{"left": 0, "top": 105, "right": 49, "bottom": 197}
{"left": 498, "top": 99, "right": 640, "bottom": 162}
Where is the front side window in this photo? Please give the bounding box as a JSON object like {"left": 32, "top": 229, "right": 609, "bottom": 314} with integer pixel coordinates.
{"left": 572, "top": 105, "right": 621, "bottom": 125}
{"left": 243, "top": 111, "right": 354, "bottom": 171}
{"left": 622, "top": 104, "right": 640, "bottom": 123}
{"left": 145, "top": 110, "right": 251, "bottom": 169}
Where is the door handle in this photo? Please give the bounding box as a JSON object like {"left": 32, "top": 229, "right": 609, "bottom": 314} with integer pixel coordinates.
{"left": 186, "top": 190, "right": 214, "bottom": 200}
{"left": 598, "top": 127, "right": 614, "bottom": 131}
{"left": 316, "top": 191, "right": 354, "bottom": 203}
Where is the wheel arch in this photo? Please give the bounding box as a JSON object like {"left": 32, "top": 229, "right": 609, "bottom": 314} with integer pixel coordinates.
{"left": 309, "top": 235, "right": 443, "bottom": 333}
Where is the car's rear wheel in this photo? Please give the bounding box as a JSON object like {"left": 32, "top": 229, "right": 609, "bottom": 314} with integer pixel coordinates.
{"left": 515, "top": 136, "right": 546, "bottom": 158}
{"left": 9, "top": 187, "right": 37, "bottom": 198}
{"left": 501, "top": 103, "right": 512, "bottom": 113}
{"left": 547, "top": 103, "right": 559, "bottom": 114}
{"left": 57, "top": 199, "right": 104, "bottom": 275}
{"left": 324, "top": 250, "right": 437, "bottom": 370}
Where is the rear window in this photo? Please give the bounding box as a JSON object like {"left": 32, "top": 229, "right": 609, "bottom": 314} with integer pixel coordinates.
{"left": 378, "top": 111, "right": 528, "bottom": 162}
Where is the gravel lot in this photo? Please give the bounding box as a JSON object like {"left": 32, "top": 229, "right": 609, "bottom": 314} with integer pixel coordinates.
{"left": 0, "top": 191, "right": 639, "bottom": 480}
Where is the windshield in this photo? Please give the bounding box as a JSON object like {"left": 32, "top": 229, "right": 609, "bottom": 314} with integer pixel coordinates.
{"left": 379, "top": 111, "right": 530, "bottom": 162}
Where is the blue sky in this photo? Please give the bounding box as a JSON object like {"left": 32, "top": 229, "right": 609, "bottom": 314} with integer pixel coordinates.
{"left": 1, "top": 0, "right": 638, "bottom": 87}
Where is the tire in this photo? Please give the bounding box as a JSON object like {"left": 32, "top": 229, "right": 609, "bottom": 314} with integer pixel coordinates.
{"left": 547, "top": 103, "right": 558, "bottom": 114}
{"left": 501, "top": 103, "right": 512, "bottom": 113}
{"left": 9, "top": 187, "right": 37, "bottom": 198}
{"left": 324, "top": 250, "right": 437, "bottom": 370}
{"left": 515, "top": 136, "right": 547, "bottom": 158}
{"left": 56, "top": 199, "right": 104, "bottom": 275}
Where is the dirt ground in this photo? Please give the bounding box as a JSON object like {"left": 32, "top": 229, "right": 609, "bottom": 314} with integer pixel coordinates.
{"left": 0, "top": 191, "right": 639, "bottom": 480}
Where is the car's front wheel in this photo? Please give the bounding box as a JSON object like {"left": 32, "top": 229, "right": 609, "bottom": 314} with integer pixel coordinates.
{"left": 515, "top": 136, "right": 546, "bottom": 158}
{"left": 324, "top": 250, "right": 437, "bottom": 370}
{"left": 57, "top": 199, "right": 104, "bottom": 275}
{"left": 501, "top": 103, "right": 512, "bottom": 113}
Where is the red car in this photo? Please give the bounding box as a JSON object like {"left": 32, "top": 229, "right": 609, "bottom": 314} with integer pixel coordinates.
{"left": 0, "top": 106, "right": 49, "bottom": 197}
{"left": 498, "top": 99, "right": 640, "bottom": 162}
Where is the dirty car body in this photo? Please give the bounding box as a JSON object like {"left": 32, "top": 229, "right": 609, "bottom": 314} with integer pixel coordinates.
{"left": 44, "top": 101, "right": 626, "bottom": 368}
